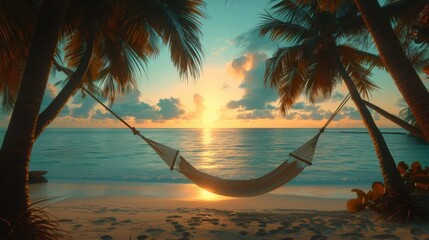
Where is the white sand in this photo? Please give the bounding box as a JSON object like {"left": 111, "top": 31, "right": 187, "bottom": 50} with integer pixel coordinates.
{"left": 29, "top": 181, "right": 429, "bottom": 239}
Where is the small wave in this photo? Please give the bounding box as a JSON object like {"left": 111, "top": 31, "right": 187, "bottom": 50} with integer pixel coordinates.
{"left": 339, "top": 131, "right": 406, "bottom": 135}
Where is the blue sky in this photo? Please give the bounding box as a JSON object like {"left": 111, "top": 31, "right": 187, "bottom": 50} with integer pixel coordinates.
{"left": 1, "top": 0, "right": 426, "bottom": 129}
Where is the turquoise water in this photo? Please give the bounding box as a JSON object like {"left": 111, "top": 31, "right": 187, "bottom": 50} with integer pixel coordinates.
{"left": 2, "top": 128, "right": 428, "bottom": 186}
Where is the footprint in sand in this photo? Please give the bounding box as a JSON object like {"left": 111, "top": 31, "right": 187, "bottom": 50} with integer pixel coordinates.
{"left": 73, "top": 224, "right": 82, "bottom": 229}
{"left": 174, "top": 224, "right": 185, "bottom": 232}
{"left": 59, "top": 218, "right": 73, "bottom": 223}
{"left": 136, "top": 235, "right": 148, "bottom": 240}
{"left": 372, "top": 234, "right": 400, "bottom": 240}
{"left": 91, "top": 217, "right": 117, "bottom": 225}
{"left": 341, "top": 232, "right": 364, "bottom": 238}
{"left": 410, "top": 228, "right": 425, "bottom": 236}
{"left": 145, "top": 227, "right": 164, "bottom": 234}
{"left": 255, "top": 228, "right": 269, "bottom": 237}
{"left": 310, "top": 234, "right": 327, "bottom": 240}
{"left": 99, "top": 235, "right": 113, "bottom": 240}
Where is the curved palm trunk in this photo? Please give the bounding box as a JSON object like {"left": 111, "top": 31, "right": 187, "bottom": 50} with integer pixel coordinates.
{"left": 335, "top": 55, "right": 408, "bottom": 198}
{"left": 363, "top": 100, "right": 425, "bottom": 139}
{"left": 0, "top": 0, "right": 69, "bottom": 226}
{"left": 34, "top": 20, "right": 96, "bottom": 139}
{"left": 354, "top": 0, "right": 429, "bottom": 142}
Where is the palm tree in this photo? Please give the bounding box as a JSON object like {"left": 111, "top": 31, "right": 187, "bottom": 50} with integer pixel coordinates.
{"left": 0, "top": 0, "right": 36, "bottom": 108}
{"left": 35, "top": 0, "right": 206, "bottom": 139}
{"left": 299, "top": 0, "right": 429, "bottom": 141}
{"left": 353, "top": 0, "right": 429, "bottom": 141}
{"left": 1, "top": 0, "right": 205, "bottom": 139}
{"left": 258, "top": 0, "right": 409, "bottom": 215}
{"left": 0, "top": 0, "right": 70, "bottom": 230}
{"left": 0, "top": 0, "right": 205, "bottom": 234}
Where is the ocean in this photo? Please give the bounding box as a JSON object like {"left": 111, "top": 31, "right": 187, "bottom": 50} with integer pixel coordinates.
{"left": 2, "top": 128, "right": 427, "bottom": 188}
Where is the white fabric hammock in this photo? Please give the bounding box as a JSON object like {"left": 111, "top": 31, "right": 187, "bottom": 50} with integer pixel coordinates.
{"left": 141, "top": 133, "right": 321, "bottom": 197}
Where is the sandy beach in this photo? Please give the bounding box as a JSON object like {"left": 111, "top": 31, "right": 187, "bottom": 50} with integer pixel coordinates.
{"left": 29, "top": 181, "right": 429, "bottom": 239}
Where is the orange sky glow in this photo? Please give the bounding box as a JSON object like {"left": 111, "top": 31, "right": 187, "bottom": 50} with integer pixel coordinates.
{"left": 1, "top": 1, "right": 427, "bottom": 130}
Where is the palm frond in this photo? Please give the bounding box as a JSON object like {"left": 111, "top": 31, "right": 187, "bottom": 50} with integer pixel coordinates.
{"left": 383, "top": 0, "right": 427, "bottom": 33}
{"left": 257, "top": 14, "right": 312, "bottom": 44}
{"left": 400, "top": 107, "right": 418, "bottom": 126}
{"left": 405, "top": 44, "right": 429, "bottom": 70}
{"left": 0, "top": 0, "right": 35, "bottom": 109}
{"left": 346, "top": 62, "right": 378, "bottom": 99}
{"left": 7, "top": 204, "right": 69, "bottom": 240}
{"left": 304, "top": 52, "right": 338, "bottom": 103}
{"left": 264, "top": 45, "right": 309, "bottom": 112}
{"left": 297, "top": 0, "right": 351, "bottom": 13}
{"left": 138, "top": 0, "right": 206, "bottom": 79}
{"left": 271, "top": 0, "right": 314, "bottom": 26}
{"left": 338, "top": 45, "right": 385, "bottom": 70}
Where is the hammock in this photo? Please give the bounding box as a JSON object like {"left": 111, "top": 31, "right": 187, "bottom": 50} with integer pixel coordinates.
{"left": 140, "top": 133, "right": 320, "bottom": 197}
{"left": 83, "top": 87, "right": 350, "bottom": 197}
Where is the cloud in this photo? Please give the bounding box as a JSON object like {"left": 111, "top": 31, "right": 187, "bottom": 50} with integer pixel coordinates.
{"left": 291, "top": 102, "right": 306, "bottom": 110}
{"left": 234, "top": 30, "right": 281, "bottom": 53}
{"left": 332, "top": 91, "right": 345, "bottom": 102}
{"left": 287, "top": 101, "right": 347, "bottom": 121}
{"left": 0, "top": 83, "right": 71, "bottom": 120}
{"left": 188, "top": 93, "right": 206, "bottom": 119}
{"left": 70, "top": 94, "right": 97, "bottom": 118}
{"left": 341, "top": 106, "right": 380, "bottom": 121}
{"left": 236, "top": 109, "right": 274, "bottom": 119}
{"left": 342, "top": 106, "right": 361, "bottom": 120}
{"left": 226, "top": 52, "right": 278, "bottom": 112}
{"left": 157, "top": 98, "right": 185, "bottom": 120}
{"left": 221, "top": 83, "right": 230, "bottom": 90}
{"left": 294, "top": 102, "right": 334, "bottom": 120}
{"left": 90, "top": 91, "right": 185, "bottom": 121}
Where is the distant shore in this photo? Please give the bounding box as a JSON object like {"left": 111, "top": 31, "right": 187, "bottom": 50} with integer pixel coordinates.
{"left": 30, "top": 181, "right": 429, "bottom": 239}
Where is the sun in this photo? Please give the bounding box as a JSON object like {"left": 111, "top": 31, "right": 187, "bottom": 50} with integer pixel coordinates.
{"left": 202, "top": 109, "right": 219, "bottom": 128}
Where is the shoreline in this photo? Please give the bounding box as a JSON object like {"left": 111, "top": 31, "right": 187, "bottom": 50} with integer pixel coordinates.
{"left": 30, "top": 181, "right": 357, "bottom": 211}
{"left": 29, "top": 181, "right": 429, "bottom": 239}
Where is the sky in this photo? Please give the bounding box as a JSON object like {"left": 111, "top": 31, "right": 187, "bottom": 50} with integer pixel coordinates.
{"left": 1, "top": 1, "right": 427, "bottom": 129}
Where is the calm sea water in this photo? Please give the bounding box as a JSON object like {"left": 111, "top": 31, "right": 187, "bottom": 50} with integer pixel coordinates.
{"left": 1, "top": 128, "right": 428, "bottom": 186}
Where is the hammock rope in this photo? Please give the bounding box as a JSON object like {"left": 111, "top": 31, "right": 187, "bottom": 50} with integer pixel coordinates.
{"left": 83, "top": 86, "right": 350, "bottom": 197}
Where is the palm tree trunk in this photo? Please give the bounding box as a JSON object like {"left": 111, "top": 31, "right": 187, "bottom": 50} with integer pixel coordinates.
{"left": 0, "top": 0, "right": 69, "bottom": 226}
{"left": 34, "top": 20, "right": 96, "bottom": 139}
{"left": 335, "top": 55, "right": 408, "bottom": 198}
{"left": 354, "top": 0, "right": 429, "bottom": 142}
{"left": 363, "top": 100, "right": 425, "bottom": 139}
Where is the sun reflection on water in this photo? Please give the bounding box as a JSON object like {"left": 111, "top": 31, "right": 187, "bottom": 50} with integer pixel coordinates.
{"left": 199, "top": 128, "right": 219, "bottom": 170}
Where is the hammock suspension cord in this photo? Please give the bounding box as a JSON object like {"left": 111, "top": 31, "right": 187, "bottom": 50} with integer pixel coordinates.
{"left": 321, "top": 93, "right": 351, "bottom": 132}
{"left": 82, "top": 86, "right": 351, "bottom": 197}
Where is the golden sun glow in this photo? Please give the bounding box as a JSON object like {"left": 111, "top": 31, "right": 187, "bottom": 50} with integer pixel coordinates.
{"left": 197, "top": 187, "right": 226, "bottom": 201}
{"left": 202, "top": 109, "right": 219, "bottom": 128}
